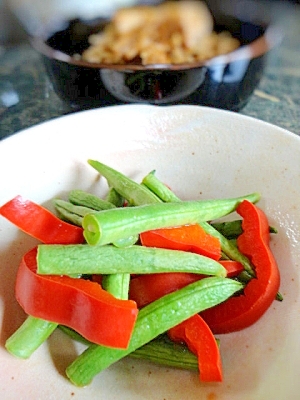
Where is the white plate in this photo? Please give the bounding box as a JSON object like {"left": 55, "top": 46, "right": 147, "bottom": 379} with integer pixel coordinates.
{"left": 0, "top": 105, "right": 299, "bottom": 400}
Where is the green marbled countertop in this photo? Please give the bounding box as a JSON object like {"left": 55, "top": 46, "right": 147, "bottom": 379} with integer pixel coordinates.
{"left": 0, "top": 1, "right": 299, "bottom": 139}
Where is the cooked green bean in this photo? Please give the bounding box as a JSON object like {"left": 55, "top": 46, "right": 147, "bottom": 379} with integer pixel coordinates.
{"left": 5, "top": 316, "right": 57, "bottom": 359}
{"left": 212, "top": 220, "right": 278, "bottom": 239}
{"left": 54, "top": 199, "right": 94, "bottom": 226}
{"left": 55, "top": 199, "right": 96, "bottom": 217}
{"left": 88, "top": 159, "right": 162, "bottom": 205}
{"left": 59, "top": 326, "right": 199, "bottom": 371}
{"left": 211, "top": 220, "right": 244, "bottom": 239}
{"left": 102, "top": 273, "right": 130, "bottom": 300}
{"left": 142, "top": 170, "right": 181, "bottom": 203}
{"left": 55, "top": 205, "right": 83, "bottom": 226}
{"left": 105, "top": 187, "right": 125, "bottom": 207}
{"left": 112, "top": 235, "right": 139, "bottom": 247}
{"left": 69, "top": 189, "right": 116, "bottom": 210}
{"left": 66, "top": 276, "right": 242, "bottom": 386}
{"left": 129, "top": 334, "right": 199, "bottom": 371}
{"left": 37, "top": 244, "right": 227, "bottom": 277}
{"left": 83, "top": 193, "right": 260, "bottom": 246}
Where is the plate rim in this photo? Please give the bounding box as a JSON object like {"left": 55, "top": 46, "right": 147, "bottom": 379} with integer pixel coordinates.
{"left": 1, "top": 104, "right": 298, "bottom": 146}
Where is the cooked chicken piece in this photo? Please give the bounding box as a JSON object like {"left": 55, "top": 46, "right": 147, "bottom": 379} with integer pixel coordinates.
{"left": 82, "top": 1, "right": 239, "bottom": 65}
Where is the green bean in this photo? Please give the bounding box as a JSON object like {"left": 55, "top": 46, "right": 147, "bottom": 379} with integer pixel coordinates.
{"left": 37, "top": 244, "right": 227, "bottom": 277}
{"left": 69, "top": 189, "right": 116, "bottom": 211}
{"left": 142, "top": 170, "right": 181, "bottom": 203}
{"left": 102, "top": 273, "right": 130, "bottom": 300}
{"left": 129, "top": 335, "right": 199, "bottom": 371}
{"left": 59, "top": 326, "right": 199, "bottom": 371}
{"left": 56, "top": 206, "right": 83, "bottom": 226}
{"left": 54, "top": 199, "right": 95, "bottom": 226}
{"left": 5, "top": 316, "right": 57, "bottom": 359}
{"left": 66, "top": 276, "right": 242, "bottom": 386}
{"left": 276, "top": 292, "right": 284, "bottom": 301}
{"left": 211, "top": 220, "right": 244, "bottom": 239}
{"left": 212, "top": 220, "right": 278, "bottom": 239}
{"left": 55, "top": 199, "right": 95, "bottom": 217}
{"left": 88, "top": 159, "right": 162, "bottom": 205}
{"left": 105, "top": 187, "right": 125, "bottom": 207}
{"left": 269, "top": 226, "right": 278, "bottom": 234}
{"left": 82, "top": 192, "right": 260, "bottom": 246}
{"left": 112, "top": 235, "right": 139, "bottom": 247}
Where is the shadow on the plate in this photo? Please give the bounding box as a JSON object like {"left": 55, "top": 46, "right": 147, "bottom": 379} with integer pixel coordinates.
{"left": 47, "top": 328, "right": 82, "bottom": 378}
{"left": 0, "top": 230, "right": 38, "bottom": 347}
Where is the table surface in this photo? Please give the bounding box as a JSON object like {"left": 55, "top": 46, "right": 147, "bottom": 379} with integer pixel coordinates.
{"left": 0, "top": 1, "right": 299, "bottom": 140}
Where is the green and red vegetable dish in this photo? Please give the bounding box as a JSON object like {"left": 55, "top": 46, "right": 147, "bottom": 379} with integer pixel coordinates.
{"left": 0, "top": 160, "right": 281, "bottom": 387}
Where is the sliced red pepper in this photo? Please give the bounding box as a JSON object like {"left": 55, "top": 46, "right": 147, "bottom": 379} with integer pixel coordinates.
{"left": 140, "top": 224, "right": 221, "bottom": 260}
{"left": 200, "top": 200, "right": 280, "bottom": 333}
{"left": 129, "top": 273, "right": 202, "bottom": 308}
{"left": 16, "top": 248, "right": 138, "bottom": 348}
{"left": 218, "top": 260, "right": 244, "bottom": 277}
{"left": 168, "top": 314, "right": 222, "bottom": 382}
{"left": 0, "top": 195, "right": 84, "bottom": 244}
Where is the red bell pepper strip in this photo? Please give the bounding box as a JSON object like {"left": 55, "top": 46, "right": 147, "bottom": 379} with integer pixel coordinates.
{"left": 218, "top": 260, "right": 244, "bottom": 278}
{"left": 0, "top": 195, "right": 84, "bottom": 244}
{"left": 129, "top": 273, "right": 202, "bottom": 308}
{"left": 15, "top": 247, "right": 138, "bottom": 349}
{"left": 140, "top": 224, "right": 221, "bottom": 260}
{"left": 168, "top": 314, "right": 222, "bottom": 382}
{"left": 200, "top": 200, "right": 280, "bottom": 333}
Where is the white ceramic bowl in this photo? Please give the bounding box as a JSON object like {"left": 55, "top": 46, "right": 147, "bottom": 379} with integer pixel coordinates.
{"left": 0, "top": 105, "right": 299, "bottom": 400}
